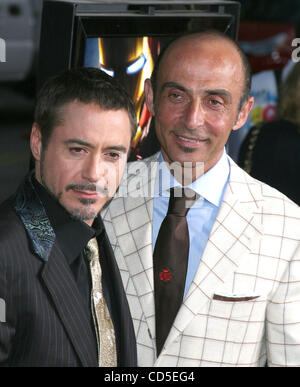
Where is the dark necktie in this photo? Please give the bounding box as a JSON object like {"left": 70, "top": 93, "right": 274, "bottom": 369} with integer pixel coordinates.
{"left": 153, "top": 187, "right": 197, "bottom": 356}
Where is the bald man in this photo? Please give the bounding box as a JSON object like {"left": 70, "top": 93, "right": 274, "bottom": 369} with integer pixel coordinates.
{"left": 102, "top": 31, "right": 300, "bottom": 367}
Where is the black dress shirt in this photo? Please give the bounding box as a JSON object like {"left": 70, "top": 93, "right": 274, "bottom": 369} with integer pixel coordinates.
{"left": 32, "top": 178, "right": 102, "bottom": 349}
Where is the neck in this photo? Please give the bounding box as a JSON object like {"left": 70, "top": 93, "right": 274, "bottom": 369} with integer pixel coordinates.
{"left": 162, "top": 160, "right": 205, "bottom": 184}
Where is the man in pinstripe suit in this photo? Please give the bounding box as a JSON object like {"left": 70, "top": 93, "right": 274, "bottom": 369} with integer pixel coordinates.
{"left": 0, "top": 68, "right": 137, "bottom": 366}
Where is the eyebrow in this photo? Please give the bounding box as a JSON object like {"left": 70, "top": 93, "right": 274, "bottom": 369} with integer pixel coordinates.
{"left": 160, "top": 81, "right": 187, "bottom": 94}
{"left": 64, "top": 138, "right": 94, "bottom": 148}
{"left": 64, "top": 139, "right": 128, "bottom": 153}
{"left": 204, "top": 89, "right": 232, "bottom": 102}
{"left": 103, "top": 145, "right": 128, "bottom": 153}
{"left": 160, "top": 82, "right": 232, "bottom": 102}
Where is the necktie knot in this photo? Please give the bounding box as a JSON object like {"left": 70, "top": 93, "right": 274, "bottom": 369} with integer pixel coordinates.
{"left": 168, "top": 187, "right": 197, "bottom": 216}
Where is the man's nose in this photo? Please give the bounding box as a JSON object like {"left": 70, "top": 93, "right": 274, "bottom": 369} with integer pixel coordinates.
{"left": 82, "top": 155, "right": 107, "bottom": 182}
{"left": 183, "top": 99, "right": 204, "bottom": 130}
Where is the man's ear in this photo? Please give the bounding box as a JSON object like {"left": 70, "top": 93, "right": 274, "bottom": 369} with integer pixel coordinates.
{"left": 144, "top": 78, "right": 155, "bottom": 116}
{"left": 30, "top": 123, "right": 42, "bottom": 161}
{"left": 232, "top": 96, "right": 255, "bottom": 131}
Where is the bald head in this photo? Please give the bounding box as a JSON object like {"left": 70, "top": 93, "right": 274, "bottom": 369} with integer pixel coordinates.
{"left": 151, "top": 31, "right": 252, "bottom": 112}
{"left": 144, "top": 30, "right": 255, "bottom": 176}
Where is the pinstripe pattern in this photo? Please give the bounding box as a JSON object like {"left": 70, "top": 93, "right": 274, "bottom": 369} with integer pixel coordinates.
{"left": 0, "top": 202, "right": 97, "bottom": 366}
{"left": 0, "top": 176, "right": 137, "bottom": 367}
{"left": 102, "top": 153, "right": 300, "bottom": 367}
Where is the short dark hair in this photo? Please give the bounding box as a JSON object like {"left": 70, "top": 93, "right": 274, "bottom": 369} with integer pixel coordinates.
{"left": 151, "top": 30, "right": 252, "bottom": 112}
{"left": 34, "top": 67, "right": 137, "bottom": 149}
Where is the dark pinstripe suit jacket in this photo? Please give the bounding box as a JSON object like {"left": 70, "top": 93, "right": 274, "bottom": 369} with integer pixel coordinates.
{"left": 0, "top": 174, "right": 137, "bottom": 367}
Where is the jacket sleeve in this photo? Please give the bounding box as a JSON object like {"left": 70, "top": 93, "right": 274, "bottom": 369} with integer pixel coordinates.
{"left": 266, "top": 216, "right": 300, "bottom": 366}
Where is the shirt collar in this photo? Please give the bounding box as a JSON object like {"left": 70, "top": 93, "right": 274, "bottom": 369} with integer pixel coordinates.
{"left": 32, "top": 177, "right": 103, "bottom": 265}
{"left": 154, "top": 149, "right": 230, "bottom": 207}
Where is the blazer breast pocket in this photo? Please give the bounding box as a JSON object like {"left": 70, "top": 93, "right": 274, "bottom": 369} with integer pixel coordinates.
{"left": 209, "top": 293, "right": 266, "bottom": 321}
{"left": 212, "top": 294, "right": 260, "bottom": 302}
{"left": 202, "top": 293, "right": 267, "bottom": 361}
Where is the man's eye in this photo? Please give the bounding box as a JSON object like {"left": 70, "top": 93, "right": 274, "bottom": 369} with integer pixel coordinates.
{"left": 106, "top": 152, "right": 120, "bottom": 160}
{"left": 69, "top": 147, "right": 88, "bottom": 157}
{"left": 169, "top": 92, "right": 182, "bottom": 99}
{"left": 207, "top": 98, "right": 224, "bottom": 109}
{"left": 70, "top": 147, "right": 84, "bottom": 153}
{"left": 168, "top": 91, "right": 186, "bottom": 103}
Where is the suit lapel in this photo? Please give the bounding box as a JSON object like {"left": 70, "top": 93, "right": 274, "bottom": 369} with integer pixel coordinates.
{"left": 110, "top": 154, "right": 158, "bottom": 340}
{"left": 160, "top": 159, "right": 264, "bottom": 355}
{"left": 13, "top": 173, "right": 97, "bottom": 366}
{"left": 41, "top": 242, "right": 98, "bottom": 367}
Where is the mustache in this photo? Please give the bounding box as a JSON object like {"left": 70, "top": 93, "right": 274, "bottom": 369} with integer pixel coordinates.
{"left": 66, "top": 183, "right": 108, "bottom": 195}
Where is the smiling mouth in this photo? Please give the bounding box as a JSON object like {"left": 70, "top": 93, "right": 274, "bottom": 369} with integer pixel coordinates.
{"left": 178, "top": 136, "right": 202, "bottom": 143}
{"left": 176, "top": 134, "right": 208, "bottom": 147}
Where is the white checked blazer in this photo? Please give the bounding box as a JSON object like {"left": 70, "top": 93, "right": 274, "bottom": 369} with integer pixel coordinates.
{"left": 102, "top": 152, "right": 300, "bottom": 367}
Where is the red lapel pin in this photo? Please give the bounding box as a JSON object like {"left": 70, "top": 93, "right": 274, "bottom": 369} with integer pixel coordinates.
{"left": 159, "top": 269, "right": 172, "bottom": 282}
